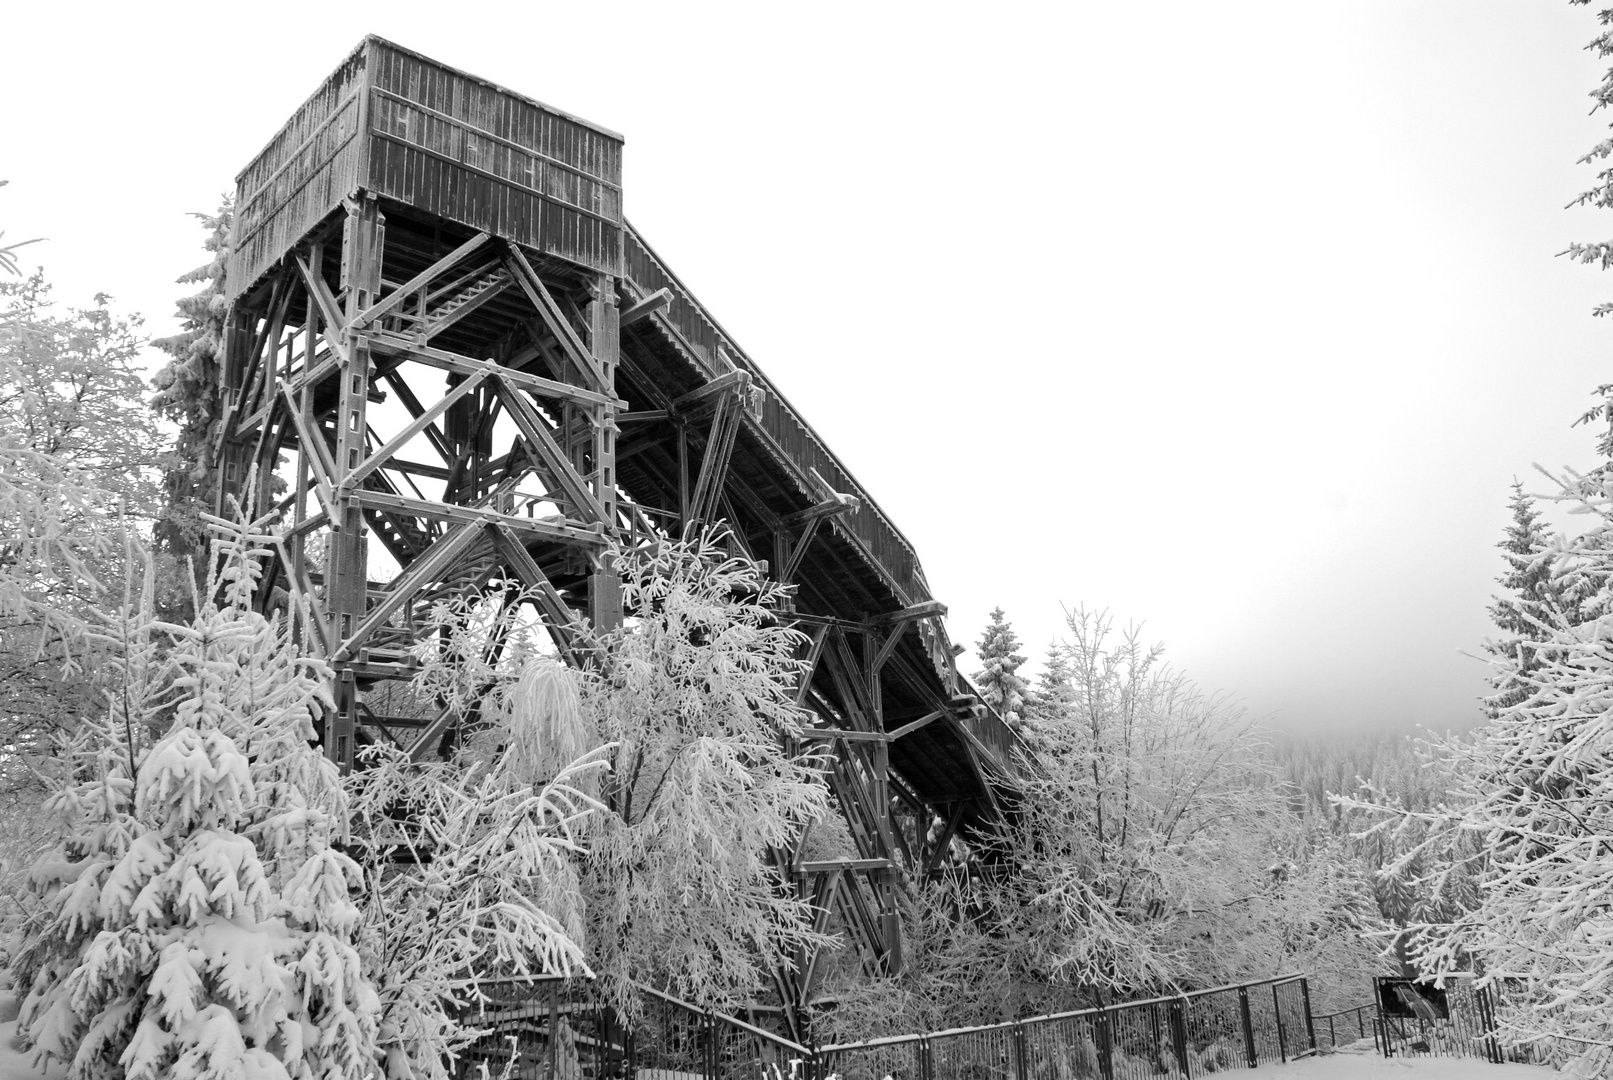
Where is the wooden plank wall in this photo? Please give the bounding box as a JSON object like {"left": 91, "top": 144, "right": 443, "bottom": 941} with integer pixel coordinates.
{"left": 363, "top": 41, "right": 622, "bottom": 277}
{"left": 228, "top": 37, "right": 624, "bottom": 303}
{"left": 230, "top": 46, "right": 368, "bottom": 299}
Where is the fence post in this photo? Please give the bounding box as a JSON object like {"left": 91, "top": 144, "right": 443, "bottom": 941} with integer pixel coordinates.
{"left": 1168, "top": 998, "right": 1192, "bottom": 1078}
{"left": 1095, "top": 1007, "right": 1115, "bottom": 1080}
{"left": 1272, "top": 984, "right": 1288, "bottom": 1063}
{"left": 1013, "top": 1022, "right": 1028, "bottom": 1080}
{"left": 1237, "top": 986, "right": 1257, "bottom": 1068}
{"left": 1299, "top": 977, "right": 1317, "bottom": 1056}
{"left": 920, "top": 1036, "right": 933, "bottom": 1080}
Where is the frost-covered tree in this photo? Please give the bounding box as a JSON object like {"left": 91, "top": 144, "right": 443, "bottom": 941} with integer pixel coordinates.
{"left": 1, "top": 269, "right": 163, "bottom": 774}
{"left": 1021, "top": 641, "right": 1074, "bottom": 745}
{"left": 1484, "top": 482, "right": 1574, "bottom": 717}
{"left": 973, "top": 607, "right": 1028, "bottom": 728}
{"left": 576, "top": 531, "right": 831, "bottom": 1014}
{"left": 11, "top": 516, "right": 382, "bottom": 1080}
{"left": 346, "top": 609, "right": 603, "bottom": 1080}
{"left": 1001, "top": 608, "right": 1383, "bottom": 1003}
{"left": 150, "top": 200, "right": 231, "bottom": 612}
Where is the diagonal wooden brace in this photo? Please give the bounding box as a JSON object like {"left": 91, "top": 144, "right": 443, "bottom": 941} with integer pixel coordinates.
{"left": 351, "top": 231, "right": 492, "bottom": 330}
{"left": 341, "top": 368, "right": 488, "bottom": 493}
{"left": 333, "top": 520, "right": 486, "bottom": 661}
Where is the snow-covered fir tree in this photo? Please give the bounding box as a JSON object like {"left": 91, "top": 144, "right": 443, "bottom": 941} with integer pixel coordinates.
{"left": 973, "top": 607, "right": 1028, "bottom": 729}
{"left": 150, "top": 201, "right": 231, "bottom": 615}
{"left": 1484, "top": 481, "right": 1571, "bottom": 716}
{"left": 1020, "top": 641, "right": 1075, "bottom": 745}
{"left": 11, "top": 516, "right": 381, "bottom": 1080}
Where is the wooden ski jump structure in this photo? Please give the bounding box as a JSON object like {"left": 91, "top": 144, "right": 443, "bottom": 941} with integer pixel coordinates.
{"left": 215, "top": 35, "right": 1021, "bottom": 1024}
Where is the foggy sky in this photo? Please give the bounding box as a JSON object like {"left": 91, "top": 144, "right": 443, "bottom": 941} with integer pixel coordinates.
{"left": 5, "top": 2, "right": 1610, "bottom": 736}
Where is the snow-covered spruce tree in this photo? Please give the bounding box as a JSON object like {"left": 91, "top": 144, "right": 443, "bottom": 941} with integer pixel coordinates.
{"left": 11, "top": 514, "right": 382, "bottom": 1080}
{"left": 150, "top": 200, "right": 231, "bottom": 615}
{"left": 576, "top": 530, "right": 831, "bottom": 1015}
{"left": 346, "top": 587, "right": 602, "bottom": 1080}
{"left": 973, "top": 607, "right": 1028, "bottom": 729}
{"left": 1484, "top": 482, "right": 1574, "bottom": 717}
{"left": 1020, "top": 641, "right": 1075, "bottom": 746}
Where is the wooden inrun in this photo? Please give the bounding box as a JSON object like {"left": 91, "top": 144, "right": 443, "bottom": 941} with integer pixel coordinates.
{"left": 215, "top": 34, "right": 1022, "bottom": 1037}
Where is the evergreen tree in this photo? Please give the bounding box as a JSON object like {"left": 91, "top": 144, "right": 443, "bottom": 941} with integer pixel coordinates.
{"left": 973, "top": 607, "right": 1028, "bottom": 729}
{"left": 1484, "top": 482, "right": 1569, "bottom": 717}
{"left": 1021, "top": 641, "right": 1075, "bottom": 744}
{"left": 150, "top": 201, "right": 231, "bottom": 613}
{"left": 12, "top": 518, "right": 381, "bottom": 1080}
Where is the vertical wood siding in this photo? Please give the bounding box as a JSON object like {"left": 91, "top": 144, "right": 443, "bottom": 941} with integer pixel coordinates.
{"left": 228, "top": 37, "right": 624, "bottom": 303}
{"left": 230, "top": 47, "right": 367, "bottom": 298}
{"left": 363, "top": 42, "right": 622, "bottom": 277}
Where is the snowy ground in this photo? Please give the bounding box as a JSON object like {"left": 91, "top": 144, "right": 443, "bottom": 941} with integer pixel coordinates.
{"left": 1226, "top": 1041, "right": 1550, "bottom": 1080}
{"left": 0, "top": 985, "right": 1556, "bottom": 1080}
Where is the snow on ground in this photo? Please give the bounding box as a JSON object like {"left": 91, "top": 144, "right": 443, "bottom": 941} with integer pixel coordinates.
{"left": 1248, "top": 1041, "right": 1550, "bottom": 1080}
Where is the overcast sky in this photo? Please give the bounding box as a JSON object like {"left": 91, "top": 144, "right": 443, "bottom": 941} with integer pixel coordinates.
{"left": 6, "top": 2, "right": 1612, "bottom": 736}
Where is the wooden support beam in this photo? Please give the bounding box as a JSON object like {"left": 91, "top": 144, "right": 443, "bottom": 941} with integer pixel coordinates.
{"left": 925, "top": 802, "right": 968, "bottom": 876}
{"left": 673, "top": 369, "right": 749, "bottom": 411}
{"left": 489, "top": 379, "right": 609, "bottom": 524}
{"left": 351, "top": 231, "right": 492, "bottom": 329}
{"left": 351, "top": 488, "right": 605, "bottom": 548}
{"left": 797, "top": 728, "right": 889, "bottom": 743}
{"left": 488, "top": 525, "right": 580, "bottom": 666}
{"left": 872, "top": 600, "right": 948, "bottom": 625}
{"left": 367, "top": 331, "right": 624, "bottom": 409}
{"left": 781, "top": 492, "right": 860, "bottom": 529}
{"left": 798, "top": 858, "right": 893, "bottom": 874}
{"left": 795, "top": 623, "right": 830, "bottom": 706}
{"left": 334, "top": 522, "right": 486, "bottom": 662}
{"left": 294, "top": 255, "right": 349, "bottom": 362}
{"left": 502, "top": 242, "right": 611, "bottom": 393}
{"left": 618, "top": 286, "right": 671, "bottom": 328}
{"left": 888, "top": 709, "right": 946, "bottom": 742}
{"left": 278, "top": 386, "right": 337, "bottom": 512}
{"left": 342, "top": 369, "right": 488, "bottom": 492}
{"left": 870, "top": 625, "right": 906, "bottom": 678}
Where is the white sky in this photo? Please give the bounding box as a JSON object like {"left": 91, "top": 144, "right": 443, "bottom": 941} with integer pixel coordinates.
{"left": 5, "top": 1, "right": 1612, "bottom": 736}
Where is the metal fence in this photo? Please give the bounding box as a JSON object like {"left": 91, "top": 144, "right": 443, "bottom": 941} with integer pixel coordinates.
{"left": 458, "top": 978, "right": 811, "bottom": 1080}
{"left": 820, "top": 974, "right": 1318, "bottom": 1080}
{"left": 1311, "top": 1004, "right": 1378, "bottom": 1054}
{"left": 1373, "top": 975, "right": 1502, "bottom": 1064}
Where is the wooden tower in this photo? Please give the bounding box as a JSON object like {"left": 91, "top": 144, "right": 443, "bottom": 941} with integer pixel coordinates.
{"left": 216, "top": 36, "right": 1020, "bottom": 1030}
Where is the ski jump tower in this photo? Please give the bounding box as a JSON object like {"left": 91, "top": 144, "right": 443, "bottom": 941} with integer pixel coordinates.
{"left": 216, "top": 36, "right": 1020, "bottom": 1024}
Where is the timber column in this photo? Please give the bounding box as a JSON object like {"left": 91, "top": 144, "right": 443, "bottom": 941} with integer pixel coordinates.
{"left": 326, "top": 194, "right": 385, "bottom": 769}
{"left": 588, "top": 272, "right": 622, "bottom": 632}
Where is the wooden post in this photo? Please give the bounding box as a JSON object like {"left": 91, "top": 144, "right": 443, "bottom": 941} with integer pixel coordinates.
{"left": 327, "top": 193, "right": 384, "bottom": 771}
{"left": 587, "top": 272, "right": 622, "bottom": 633}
